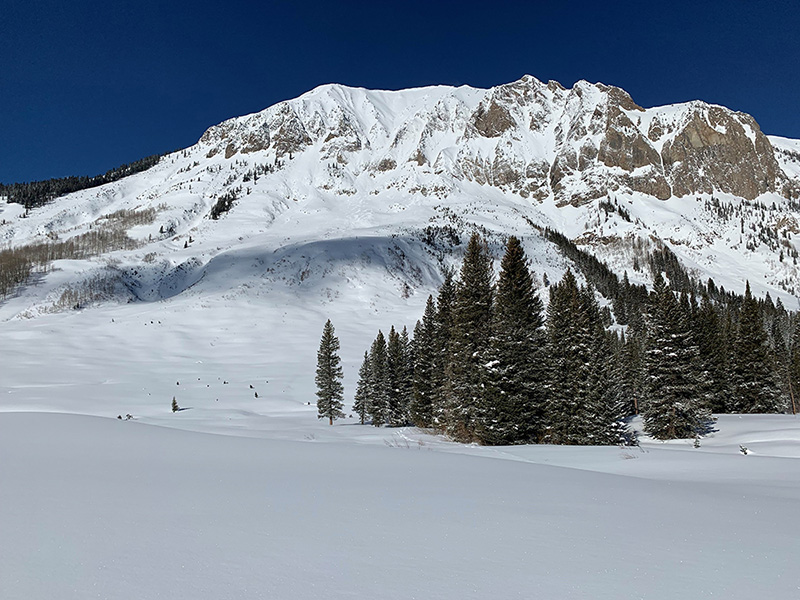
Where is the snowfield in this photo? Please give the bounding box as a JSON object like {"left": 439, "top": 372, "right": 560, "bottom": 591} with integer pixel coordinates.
{"left": 1, "top": 410, "right": 799, "bottom": 600}
{"left": 1, "top": 296, "right": 799, "bottom": 599}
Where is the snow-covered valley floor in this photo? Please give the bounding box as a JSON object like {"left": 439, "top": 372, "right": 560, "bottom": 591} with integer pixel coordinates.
{"left": 1, "top": 297, "right": 799, "bottom": 599}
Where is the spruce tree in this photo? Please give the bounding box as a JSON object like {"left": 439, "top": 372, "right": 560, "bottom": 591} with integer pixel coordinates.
{"left": 544, "top": 270, "right": 619, "bottom": 445}
{"left": 694, "top": 293, "right": 729, "bottom": 413}
{"left": 730, "top": 282, "right": 784, "bottom": 413}
{"left": 642, "top": 274, "right": 710, "bottom": 439}
{"left": 790, "top": 318, "right": 800, "bottom": 414}
{"left": 399, "top": 326, "right": 414, "bottom": 419}
{"left": 430, "top": 268, "right": 456, "bottom": 429}
{"left": 386, "top": 326, "right": 411, "bottom": 426}
{"left": 482, "top": 236, "right": 546, "bottom": 444}
{"left": 444, "top": 233, "right": 494, "bottom": 442}
{"left": 410, "top": 297, "right": 437, "bottom": 427}
{"left": 367, "top": 330, "right": 390, "bottom": 426}
{"left": 315, "top": 319, "right": 345, "bottom": 425}
{"left": 353, "top": 351, "right": 371, "bottom": 424}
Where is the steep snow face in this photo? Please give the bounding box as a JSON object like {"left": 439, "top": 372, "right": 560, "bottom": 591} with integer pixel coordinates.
{"left": 0, "top": 75, "right": 799, "bottom": 332}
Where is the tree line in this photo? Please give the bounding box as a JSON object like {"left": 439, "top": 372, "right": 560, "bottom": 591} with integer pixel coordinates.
{"left": 0, "top": 153, "right": 165, "bottom": 210}
{"left": 317, "top": 233, "right": 800, "bottom": 444}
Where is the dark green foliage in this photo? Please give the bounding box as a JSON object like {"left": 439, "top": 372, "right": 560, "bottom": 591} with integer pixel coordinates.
{"left": 642, "top": 274, "right": 711, "bottom": 439}
{"left": 482, "top": 236, "right": 546, "bottom": 445}
{"left": 210, "top": 189, "right": 239, "bottom": 219}
{"left": 354, "top": 224, "right": 797, "bottom": 446}
{"left": 410, "top": 297, "right": 437, "bottom": 427}
{"left": 353, "top": 352, "right": 371, "bottom": 425}
{"left": 386, "top": 326, "right": 412, "bottom": 426}
{"left": 367, "top": 331, "right": 390, "bottom": 426}
{"left": 171, "top": 397, "right": 180, "bottom": 413}
{"left": 430, "top": 269, "right": 456, "bottom": 428}
{"left": 544, "top": 270, "right": 620, "bottom": 444}
{"left": 444, "top": 233, "right": 494, "bottom": 442}
{"left": 790, "top": 319, "right": 800, "bottom": 414}
{"left": 693, "top": 294, "right": 730, "bottom": 412}
{"left": 0, "top": 153, "right": 165, "bottom": 209}
{"left": 729, "top": 283, "right": 784, "bottom": 413}
{"left": 315, "top": 320, "right": 345, "bottom": 425}
{"left": 543, "top": 228, "right": 619, "bottom": 300}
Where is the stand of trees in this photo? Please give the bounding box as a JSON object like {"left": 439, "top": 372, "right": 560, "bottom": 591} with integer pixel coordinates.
{"left": 348, "top": 232, "right": 796, "bottom": 445}
{"left": 0, "top": 154, "right": 165, "bottom": 210}
{"left": 0, "top": 208, "right": 157, "bottom": 299}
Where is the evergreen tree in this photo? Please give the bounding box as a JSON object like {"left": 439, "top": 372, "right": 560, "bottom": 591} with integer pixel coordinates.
{"left": 386, "top": 326, "right": 412, "bottom": 426}
{"left": 367, "top": 330, "right": 390, "bottom": 426}
{"left": 315, "top": 319, "right": 345, "bottom": 425}
{"left": 580, "top": 284, "right": 624, "bottom": 444}
{"left": 430, "top": 268, "right": 456, "bottom": 429}
{"left": 444, "top": 233, "right": 494, "bottom": 442}
{"left": 642, "top": 274, "right": 711, "bottom": 439}
{"left": 618, "top": 322, "right": 646, "bottom": 417}
{"left": 544, "top": 270, "right": 619, "bottom": 444}
{"left": 790, "top": 318, "right": 800, "bottom": 414}
{"left": 730, "top": 282, "right": 784, "bottom": 413}
{"left": 482, "top": 236, "right": 546, "bottom": 444}
{"left": 608, "top": 331, "right": 637, "bottom": 420}
{"left": 410, "top": 297, "right": 437, "bottom": 427}
{"left": 694, "top": 293, "right": 729, "bottom": 413}
{"left": 353, "top": 351, "right": 371, "bottom": 424}
{"left": 399, "top": 326, "right": 414, "bottom": 418}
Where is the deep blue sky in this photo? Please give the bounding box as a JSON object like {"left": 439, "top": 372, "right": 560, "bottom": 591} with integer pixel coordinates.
{"left": 2, "top": 0, "right": 798, "bottom": 183}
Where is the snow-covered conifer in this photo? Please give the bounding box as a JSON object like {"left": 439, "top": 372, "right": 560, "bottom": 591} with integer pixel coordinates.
{"left": 315, "top": 319, "right": 345, "bottom": 425}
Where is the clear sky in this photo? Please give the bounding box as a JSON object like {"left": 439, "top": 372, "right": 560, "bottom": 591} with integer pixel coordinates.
{"left": 2, "top": 0, "right": 798, "bottom": 183}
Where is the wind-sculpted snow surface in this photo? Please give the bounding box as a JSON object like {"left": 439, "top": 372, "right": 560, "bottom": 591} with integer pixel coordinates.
{"left": 1, "top": 412, "right": 799, "bottom": 600}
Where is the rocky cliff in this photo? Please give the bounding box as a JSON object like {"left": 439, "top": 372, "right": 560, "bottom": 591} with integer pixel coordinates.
{"left": 196, "top": 75, "right": 794, "bottom": 207}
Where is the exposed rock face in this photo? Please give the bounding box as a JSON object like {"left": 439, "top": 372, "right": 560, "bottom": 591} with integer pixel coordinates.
{"left": 660, "top": 107, "right": 782, "bottom": 200}
{"left": 197, "top": 76, "right": 792, "bottom": 205}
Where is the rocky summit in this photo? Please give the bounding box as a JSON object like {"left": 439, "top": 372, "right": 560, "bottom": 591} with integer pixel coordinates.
{"left": 199, "top": 75, "right": 796, "bottom": 206}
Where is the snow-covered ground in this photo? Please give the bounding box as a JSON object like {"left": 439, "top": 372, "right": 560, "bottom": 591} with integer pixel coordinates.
{"left": 1, "top": 291, "right": 799, "bottom": 599}
{"left": 2, "top": 410, "right": 798, "bottom": 600}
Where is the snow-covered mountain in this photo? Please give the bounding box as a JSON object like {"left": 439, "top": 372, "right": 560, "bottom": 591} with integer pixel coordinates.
{"left": 2, "top": 75, "right": 799, "bottom": 319}
{"left": 1, "top": 75, "right": 800, "bottom": 390}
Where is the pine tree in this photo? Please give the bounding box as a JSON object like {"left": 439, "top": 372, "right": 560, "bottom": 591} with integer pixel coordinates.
{"left": 353, "top": 351, "right": 371, "bottom": 424}
{"left": 410, "top": 297, "right": 437, "bottom": 427}
{"left": 642, "top": 274, "right": 711, "bottom": 439}
{"left": 444, "top": 233, "right": 494, "bottom": 442}
{"left": 482, "top": 236, "right": 546, "bottom": 444}
{"left": 171, "top": 397, "right": 180, "bottom": 413}
{"left": 315, "top": 319, "right": 345, "bottom": 425}
{"left": 729, "top": 282, "right": 784, "bottom": 413}
{"left": 367, "top": 330, "right": 390, "bottom": 426}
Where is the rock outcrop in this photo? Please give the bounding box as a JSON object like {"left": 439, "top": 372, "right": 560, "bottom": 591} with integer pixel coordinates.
{"left": 196, "top": 76, "right": 792, "bottom": 206}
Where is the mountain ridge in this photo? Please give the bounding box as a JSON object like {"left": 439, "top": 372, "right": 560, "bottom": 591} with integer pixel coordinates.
{"left": 1, "top": 75, "right": 799, "bottom": 323}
